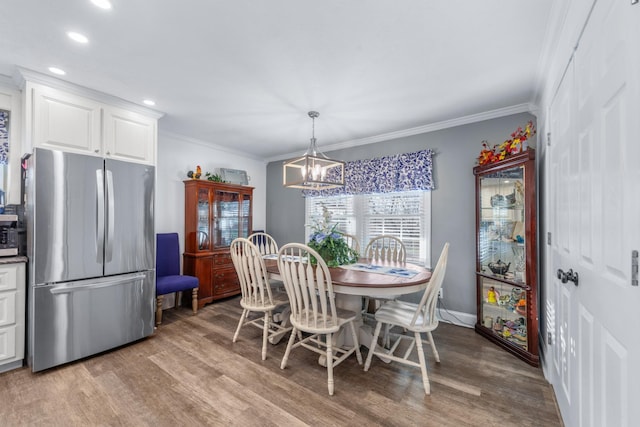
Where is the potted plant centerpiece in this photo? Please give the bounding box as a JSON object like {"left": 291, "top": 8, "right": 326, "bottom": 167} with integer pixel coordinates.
{"left": 307, "top": 205, "right": 358, "bottom": 267}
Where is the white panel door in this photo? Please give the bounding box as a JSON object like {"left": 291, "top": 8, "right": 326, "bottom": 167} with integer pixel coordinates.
{"left": 548, "top": 0, "right": 640, "bottom": 426}
{"left": 548, "top": 55, "right": 578, "bottom": 425}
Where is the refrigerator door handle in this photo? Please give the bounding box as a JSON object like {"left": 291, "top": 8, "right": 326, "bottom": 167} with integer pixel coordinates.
{"left": 47, "top": 272, "right": 148, "bottom": 294}
{"left": 105, "top": 169, "right": 115, "bottom": 262}
{"left": 96, "top": 169, "right": 105, "bottom": 263}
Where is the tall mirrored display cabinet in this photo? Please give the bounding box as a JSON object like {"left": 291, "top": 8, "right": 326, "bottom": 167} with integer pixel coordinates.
{"left": 183, "top": 180, "right": 253, "bottom": 308}
{"left": 474, "top": 150, "right": 539, "bottom": 366}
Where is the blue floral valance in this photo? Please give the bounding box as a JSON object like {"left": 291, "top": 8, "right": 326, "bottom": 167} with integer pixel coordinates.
{"left": 304, "top": 149, "right": 434, "bottom": 197}
{"left": 0, "top": 111, "right": 8, "bottom": 165}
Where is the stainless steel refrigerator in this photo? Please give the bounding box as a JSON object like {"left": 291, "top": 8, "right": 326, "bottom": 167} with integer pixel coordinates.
{"left": 26, "top": 148, "right": 155, "bottom": 372}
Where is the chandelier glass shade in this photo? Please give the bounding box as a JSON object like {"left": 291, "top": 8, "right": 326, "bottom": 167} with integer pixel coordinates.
{"left": 282, "top": 111, "right": 345, "bottom": 190}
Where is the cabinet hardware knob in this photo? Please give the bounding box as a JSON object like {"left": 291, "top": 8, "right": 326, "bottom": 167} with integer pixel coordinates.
{"left": 94, "top": 149, "right": 99, "bottom": 153}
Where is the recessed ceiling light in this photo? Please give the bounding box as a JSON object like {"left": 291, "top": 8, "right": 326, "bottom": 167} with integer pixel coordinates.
{"left": 91, "top": 0, "right": 112, "bottom": 9}
{"left": 143, "top": 99, "right": 156, "bottom": 106}
{"left": 67, "top": 31, "right": 89, "bottom": 44}
{"left": 48, "top": 67, "right": 66, "bottom": 76}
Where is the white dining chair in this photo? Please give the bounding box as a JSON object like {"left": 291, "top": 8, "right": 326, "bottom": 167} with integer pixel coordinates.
{"left": 248, "top": 232, "right": 279, "bottom": 256}
{"left": 230, "top": 238, "right": 291, "bottom": 360}
{"left": 364, "top": 235, "right": 406, "bottom": 263}
{"left": 340, "top": 232, "right": 360, "bottom": 254}
{"left": 362, "top": 235, "right": 407, "bottom": 340}
{"left": 364, "top": 242, "right": 449, "bottom": 395}
{"left": 248, "top": 231, "right": 286, "bottom": 294}
{"left": 277, "top": 243, "right": 363, "bottom": 396}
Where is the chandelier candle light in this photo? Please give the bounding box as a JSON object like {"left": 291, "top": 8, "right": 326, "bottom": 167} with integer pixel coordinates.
{"left": 282, "top": 111, "right": 345, "bottom": 189}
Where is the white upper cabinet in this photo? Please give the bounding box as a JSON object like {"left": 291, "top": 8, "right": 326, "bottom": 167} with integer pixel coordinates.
{"left": 31, "top": 84, "right": 102, "bottom": 155}
{"left": 103, "top": 105, "right": 156, "bottom": 164}
{"left": 25, "top": 79, "right": 160, "bottom": 165}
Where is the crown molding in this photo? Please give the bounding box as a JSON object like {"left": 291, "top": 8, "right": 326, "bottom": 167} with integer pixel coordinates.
{"left": 14, "top": 67, "right": 164, "bottom": 119}
{"left": 159, "top": 129, "right": 267, "bottom": 163}
{"left": 265, "top": 103, "right": 536, "bottom": 163}
{"left": 0, "top": 73, "right": 17, "bottom": 90}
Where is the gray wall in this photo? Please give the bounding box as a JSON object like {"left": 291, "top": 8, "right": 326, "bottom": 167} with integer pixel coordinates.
{"left": 266, "top": 112, "right": 536, "bottom": 317}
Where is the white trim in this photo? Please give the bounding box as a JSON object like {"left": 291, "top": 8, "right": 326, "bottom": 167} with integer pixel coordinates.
{"left": 159, "top": 129, "right": 267, "bottom": 162}
{"left": 436, "top": 308, "right": 476, "bottom": 329}
{"left": 266, "top": 103, "right": 535, "bottom": 162}
{"left": 14, "top": 67, "right": 164, "bottom": 119}
{"left": 0, "top": 74, "right": 16, "bottom": 91}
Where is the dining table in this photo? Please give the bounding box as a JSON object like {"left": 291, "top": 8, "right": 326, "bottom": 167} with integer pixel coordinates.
{"left": 264, "top": 257, "right": 432, "bottom": 352}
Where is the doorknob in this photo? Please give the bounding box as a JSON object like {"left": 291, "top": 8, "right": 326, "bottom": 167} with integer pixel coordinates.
{"left": 557, "top": 268, "right": 579, "bottom": 286}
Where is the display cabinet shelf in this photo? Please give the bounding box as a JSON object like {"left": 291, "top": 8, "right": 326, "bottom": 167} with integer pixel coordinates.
{"left": 474, "top": 149, "right": 538, "bottom": 366}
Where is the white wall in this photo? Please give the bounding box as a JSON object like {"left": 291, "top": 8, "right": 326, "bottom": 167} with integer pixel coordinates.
{"left": 266, "top": 112, "right": 537, "bottom": 324}
{"left": 156, "top": 131, "right": 267, "bottom": 256}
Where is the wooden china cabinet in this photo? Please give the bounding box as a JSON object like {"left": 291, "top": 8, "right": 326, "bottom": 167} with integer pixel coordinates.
{"left": 183, "top": 180, "right": 253, "bottom": 308}
{"left": 474, "top": 149, "right": 539, "bottom": 366}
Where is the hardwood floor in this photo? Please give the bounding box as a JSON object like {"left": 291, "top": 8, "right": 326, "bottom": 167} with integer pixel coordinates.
{"left": 0, "top": 297, "right": 562, "bottom": 426}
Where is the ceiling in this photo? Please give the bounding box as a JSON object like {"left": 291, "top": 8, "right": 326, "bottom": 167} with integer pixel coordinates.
{"left": 0, "top": 1, "right": 559, "bottom": 161}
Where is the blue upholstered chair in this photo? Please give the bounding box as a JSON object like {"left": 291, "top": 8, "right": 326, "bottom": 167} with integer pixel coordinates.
{"left": 156, "top": 233, "right": 199, "bottom": 326}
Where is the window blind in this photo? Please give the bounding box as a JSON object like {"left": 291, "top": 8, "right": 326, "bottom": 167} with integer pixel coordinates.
{"left": 305, "top": 190, "right": 431, "bottom": 266}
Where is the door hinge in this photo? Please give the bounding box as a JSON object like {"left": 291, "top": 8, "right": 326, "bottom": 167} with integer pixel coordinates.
{"left": 632, "top": 250, "right": 638, "bottom": 286}
{"left": 547, "top": 232, "right": 552, "bottom": 245}
{"left": 546, "top": 132, "right": 551, "bottom": 146}
{"left": 547, "top": 332, "right": 553, "bottom": 345}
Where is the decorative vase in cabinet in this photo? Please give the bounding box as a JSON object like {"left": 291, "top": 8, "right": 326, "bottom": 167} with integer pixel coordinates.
{"left": 474, "top": 149, "right": 539, "bottom": 366}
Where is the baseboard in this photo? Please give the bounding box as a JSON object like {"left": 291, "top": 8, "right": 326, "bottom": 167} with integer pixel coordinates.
{"left": 436, "top": 306, "right": 476, "bottom": 328}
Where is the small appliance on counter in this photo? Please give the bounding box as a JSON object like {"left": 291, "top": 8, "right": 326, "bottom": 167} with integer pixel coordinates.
{"left": 3, "top": 204, "right": 26, "bottom": 256}
{"left": 0, "top": 212, "right": 19, "bottom": 256}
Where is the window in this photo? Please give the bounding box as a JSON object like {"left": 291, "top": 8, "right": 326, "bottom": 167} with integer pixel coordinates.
{"left": 305, "top": 191, "right": 432, "bottom": 267}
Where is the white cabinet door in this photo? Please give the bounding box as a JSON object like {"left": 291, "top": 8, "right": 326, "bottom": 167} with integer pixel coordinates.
{"left": 0, "top": 262, "right": 25, "bottom": 371}
{"left": 31, "top": 84, "right": 102, "bottom": 156}
{"left": 28, "top": 82, "right": 158, "bottom": 165}
{"left": 0, "top": 326, "right": 17, "bottom": 362}
{"left": 103, "top": 106, "right": 156, "bottom": 165}
{"left": 0, "top": 292, "right": 16, "bottom": 327}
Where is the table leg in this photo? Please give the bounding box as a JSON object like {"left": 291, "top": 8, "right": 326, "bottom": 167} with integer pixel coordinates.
{"left": 268, "top": 307, "right": 291, "bottom": 345}
{"left": 335, "top": 293, "right": 391, "bottom": 364}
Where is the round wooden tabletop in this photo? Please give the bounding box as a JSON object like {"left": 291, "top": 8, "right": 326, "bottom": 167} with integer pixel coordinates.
{"left": 265, "top": 258, "right": 431, "bottom": 297}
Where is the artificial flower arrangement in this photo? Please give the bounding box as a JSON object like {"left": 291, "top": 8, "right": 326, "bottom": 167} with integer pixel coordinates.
{"left": 477, "top": 121, "right": 536, "bottom": 166}
{"left": 307, "top": 205, "right": 358, "bottom": 267}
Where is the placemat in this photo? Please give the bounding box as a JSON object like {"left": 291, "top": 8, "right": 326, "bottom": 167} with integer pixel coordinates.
{"left": 339, "top": 263, "right": 420, "bottom": 278}
{"left": 262, "top": 254, "right": 306, "bottom": 262}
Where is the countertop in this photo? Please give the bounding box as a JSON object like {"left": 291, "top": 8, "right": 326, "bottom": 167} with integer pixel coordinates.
{"left": 0, "top": 255, "right": 28, "bottom": 264}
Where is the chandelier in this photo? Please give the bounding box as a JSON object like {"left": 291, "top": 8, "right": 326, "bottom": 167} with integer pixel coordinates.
{"left": 282, "top": 111, "right": 345, "bottom": 190}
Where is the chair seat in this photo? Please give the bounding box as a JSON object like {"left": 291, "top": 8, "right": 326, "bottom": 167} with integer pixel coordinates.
{"left": 290, "top": 306, "right": 358, "bottom": 333}
{"left": 375, "top": 300, "right": 437, "bottom": 333}
{"left": 157, "top": 275, "right": 199, "bottom": 295}
{"left": 240, "top": 290, "right": 289, "bottom": 311}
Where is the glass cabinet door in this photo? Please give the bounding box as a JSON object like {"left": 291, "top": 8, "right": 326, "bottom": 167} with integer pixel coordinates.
{"left": 479, "top": 277, "right": 528, "bottom": 351}
{"left": 197, "top": 188, "right": 211, "bottom": 251}
{"left": 477, "top": 165, "right": 530, "bottom": 350}
{"left": 240, "top": 193, "right": 251, "bottom": 238}
{"left": 214, "top": 190, "right": 240, "bottom": 248}
{"left": 478, "top": 165, "right": 526, "bottom": 283}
